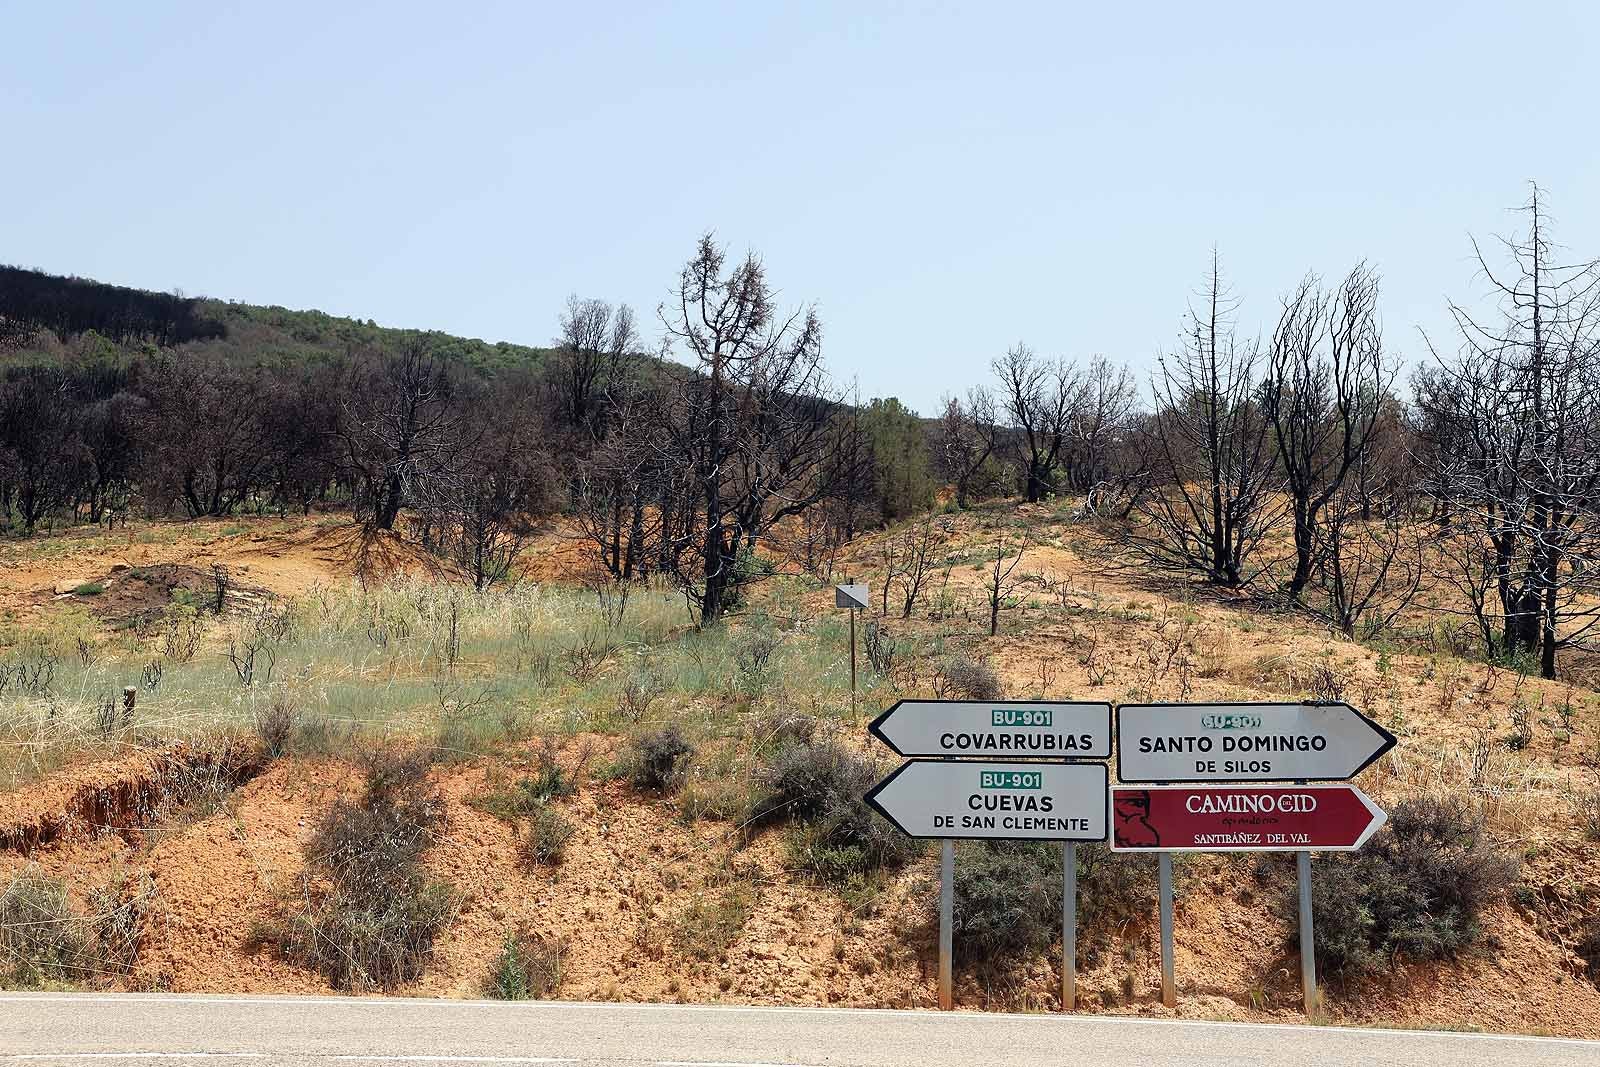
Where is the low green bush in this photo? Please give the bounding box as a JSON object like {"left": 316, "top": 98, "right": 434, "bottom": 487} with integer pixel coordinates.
{"left": 625, "top": 726, "right": 694, "bottom": 793}
{"left": 752, "top": 738, "right": 920, "bottom": 886}
{"left": 1287, "top": 794, "right": 1518, "bottom": 981}
{"left": 483, "top": 931, "right": 563, "bottom": 999}
{"left": 0, "top": 871, "right": 88, "bottom": 987}
{"left": 953, "top": 842, "right": 1160, "bottom": 969}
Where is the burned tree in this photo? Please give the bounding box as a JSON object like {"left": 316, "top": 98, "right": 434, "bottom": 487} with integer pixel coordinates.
{"left": 1063, "top": 356, "right": 1139, "bottom": 494}
{"left": 1422, "top": 186, "right": 1600, "bottom": 677}
{"left": 993, "top": 344, "right": 1082, "bottom": 503}
{"left": 936, "top": 387, "right": 1005, "bottom": 509}
{"left": 1130, "top": 253, "right": 1280, "bottom": 588}
{"left": 336, "top": 336, "right": 468, "bottom": 532}
{"left": 1264, "top": 263, "right": 1394, "bottom": 601}
{"left": 553, "top": 296, "right": 637, "bottom": 434}
{"left": 656, "top": 234, "right": 844, "bottom": 625}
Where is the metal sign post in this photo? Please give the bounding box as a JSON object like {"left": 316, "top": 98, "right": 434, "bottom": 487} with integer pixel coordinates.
{"left": 1158, "top": 852, "right": 1176, "bottom": 1008}
{"left": 1298, "top": 849, "right": 1319, "bottom": 1019}
{"left": 1062, "top": 841, "right": 1077, "bottom": 1010}
{"left": 939, "top": 838, "right": 954, "bottom": 1010}
{"left": 836, "top": 583, "right": 868, "bottom": 721}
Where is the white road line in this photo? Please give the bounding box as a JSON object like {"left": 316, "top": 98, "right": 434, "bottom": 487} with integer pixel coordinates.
{"left": 331, "top": 1059, "right": 574, "bottom": 1064}
{"left": 658, "top": 1062, "right": 824, "bottom": 1067}
{"left": 2, "top": 995, "right": 1598, "bottom": 1050}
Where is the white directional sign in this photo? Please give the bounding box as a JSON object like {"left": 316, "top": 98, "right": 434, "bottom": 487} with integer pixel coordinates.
{"left": 869, "top": 699, "right": 1111, "bottom": 759}
{"left": 835, "top": 583, "right": 869, "bottom": 610}
{"left": 865, "top": 760, "right": 1108, "bottom": 840}
{"left": 1116, "top": 701, "right": 1396, "bottom": 784}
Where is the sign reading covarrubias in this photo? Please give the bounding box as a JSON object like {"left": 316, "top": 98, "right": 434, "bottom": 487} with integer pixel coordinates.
{"left": 865, "top": 760, "right": 1108, "bottom": 841}
{"left": 1115, "top": 701, "right": 1396, "bottom": 783}
{"left": 868, "top": 699, "right": 1112, "bottom": 759}
{"left": 1110, "top": 785, "right": 1387, "bottom": 852}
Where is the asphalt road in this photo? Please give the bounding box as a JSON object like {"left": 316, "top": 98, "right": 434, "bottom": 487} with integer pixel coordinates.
{"left": 1, "top": 994, "right": 1596, "bottom": 1067}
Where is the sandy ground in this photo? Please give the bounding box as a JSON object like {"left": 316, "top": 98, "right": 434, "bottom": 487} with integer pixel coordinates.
{"left": 2, "top": 511, "right": 1598, "bottom": 1036}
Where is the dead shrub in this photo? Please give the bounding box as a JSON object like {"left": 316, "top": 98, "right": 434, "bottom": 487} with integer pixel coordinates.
{"left": 933, "top": 653, "right": 1002, "bottom": 701}
{"left": 268, "top": 746, "right": 455, "bottom": 991}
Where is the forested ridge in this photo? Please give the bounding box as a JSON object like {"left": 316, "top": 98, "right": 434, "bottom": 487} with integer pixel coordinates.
{"left": 5, "top": 188, "right": 1600, "bottom": 676}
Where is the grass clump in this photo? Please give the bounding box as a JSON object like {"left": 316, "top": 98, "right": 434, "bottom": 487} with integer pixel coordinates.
{"left": 470, "top": 750, "right": 574, "bottom": 821}
{"left": 523, "top": 805, "right": 576, "bottom": 867}
{"left": 1289, "top": 794, "right": 1518, "bottom": 981}
{"left": 0, "top": 870, "right": 88, "bottom": 988}
{"left": 71, "top": 582, "right": 105, "bottom": 596}
{"left": 270, "top": 746, "right": 456, "bottom": 991}
{"left": 624, "top": 726, "right": 694, "bottom": 793}
{"left": 671, "top": 886, "right": 755, "bottom": 962}
{"left": 483, "top": 930, "right": 563, "bottom": 999}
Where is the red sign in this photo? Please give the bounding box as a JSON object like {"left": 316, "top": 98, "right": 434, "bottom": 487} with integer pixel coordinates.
{"left": 1110, "top": 785, "right": 1386, "bottom": 852}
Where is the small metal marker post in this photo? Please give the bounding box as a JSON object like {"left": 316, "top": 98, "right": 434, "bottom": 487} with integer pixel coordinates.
{"left": 1298, "top": 849, "right": 1319, "bottom": 1019}
{"left": 1062, "top": 841, "right": 1077, "bottom": 1011}
{"left": 1158, "top": 852, "right": 1175, "bottom": 1008}
{"left": 849, "top": 604, "right": 858, "bottom": 720}
{"left": 939, "top": 838, "right": 954, "bottom": 1010}
{"left": 835, "top": 580, "right": 867, "bottom": 721}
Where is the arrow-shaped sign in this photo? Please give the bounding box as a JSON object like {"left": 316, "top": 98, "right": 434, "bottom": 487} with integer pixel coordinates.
{"left": 1110, "top": 784, "right": 1388, "bottom": 852}
{"left": 1115, "top": 701, "right": 1396, "bottom": 784}
{"left": 865, "top": 760, "right": 1108, "bottom": 841}
{"left": 868, "top": 699, "right": 1112, "bottom": 759}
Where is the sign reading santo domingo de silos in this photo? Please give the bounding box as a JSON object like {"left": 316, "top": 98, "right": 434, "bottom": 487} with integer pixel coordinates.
{"left": 868, "top": 700, "right": 1112, "bottom": 759}
{"left": 864, "top": 760, "right": 1108, "bottom": 840}
{"left": 1115, "top": 701, "right": 1396, "bottom": 784}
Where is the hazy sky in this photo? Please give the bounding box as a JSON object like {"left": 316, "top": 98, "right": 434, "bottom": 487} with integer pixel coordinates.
{"left": 5, "top": 2, "right": 1598, "bottom": 412}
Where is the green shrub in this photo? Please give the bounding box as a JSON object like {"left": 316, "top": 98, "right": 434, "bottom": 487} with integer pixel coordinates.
{"left": 1287, "top": 795, "right": 1518, "bottom": 981}
{"left": 952, "top": 842, "right": 1160, "bottom": 970}
{"left": 625, "top": 726, "right": 694, "bottom": 793}
{"left": 483, "top": 931, "right": 563, "bottom": 999}
{"left": 753, "top": 739, "right": 919, "bottom": 885}
{"left": 523, "top": 805, "right": 575, "bottom": 867}
{"left": 0, "top": 871, "right": 88, "bottom": 987}
{"left": 71, "top": 582, "right": 105, "bottom": 596}
{"left": 953, "top": 841, "right": 1060, "bottom": 965}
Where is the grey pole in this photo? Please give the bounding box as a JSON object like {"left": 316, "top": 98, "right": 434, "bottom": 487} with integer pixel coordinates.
{"left": 848, "top": 604, "right": 858, "bottom": 721}
{"left": 1158, "top": 852, "right": 1175, "bottom": 1008}
{"left": 1062, "top": 841, "right": 1077, "bottom": 1011}
{"left": 939, "top": 839, "right": 954, "bottom": 1010}
{"left": 1297, "top": 849, "right": 1319, "bottom": 1019}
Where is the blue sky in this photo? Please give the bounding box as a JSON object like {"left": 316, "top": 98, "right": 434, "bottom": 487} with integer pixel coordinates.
{"left": 4, "top": 2, "right": 1597, "bottom": 413}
